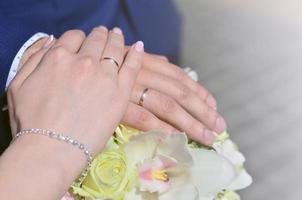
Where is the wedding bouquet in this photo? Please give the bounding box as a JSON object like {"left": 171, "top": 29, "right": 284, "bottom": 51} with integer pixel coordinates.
{"left": 62, "top": 68, "right": 252, "bottom": 200}
{"left": 61, "top": 125, "right": 251, "bottom": 200}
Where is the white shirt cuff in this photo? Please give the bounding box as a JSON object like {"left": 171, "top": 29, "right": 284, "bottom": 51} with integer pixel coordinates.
{"left": 5, "top": 32, "right": 49, "bottom": 90}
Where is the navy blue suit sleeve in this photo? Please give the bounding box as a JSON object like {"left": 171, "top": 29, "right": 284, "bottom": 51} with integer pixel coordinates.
{"left": 0, "top": 15, "right": 42, "bottom": 95}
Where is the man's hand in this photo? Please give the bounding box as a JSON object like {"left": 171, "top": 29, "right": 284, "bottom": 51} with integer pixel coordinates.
{"left": 17, "top": 37, "right": 49, "bottom": 70}
{"left": 122, "top": 52, "right": 226, "bottom": 145}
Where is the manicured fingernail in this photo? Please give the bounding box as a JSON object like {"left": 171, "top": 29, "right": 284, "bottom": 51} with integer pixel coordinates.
{"left": 134, "top": 41, "right": 144, "bottom": 52}
{"left": 206, "top": 95, "right": 217, "bottom": 109}
{"left": 112, "top": 27, "right": 122, "bottom": 35}
{"left": 203, "top": 129, "right": 216, "bottom": 144}
{"left": 43, "top": 35, "right": 54, "bottom": 49}
{"left": 215, "top": 116, "right": 227, "bottom": 133}
{"left": 98, "top": 25, "right": 107, "bottom": 31}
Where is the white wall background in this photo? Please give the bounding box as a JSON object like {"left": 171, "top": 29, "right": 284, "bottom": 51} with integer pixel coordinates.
{"left": 175, "top": 0, "right": 302, "bottom": 199}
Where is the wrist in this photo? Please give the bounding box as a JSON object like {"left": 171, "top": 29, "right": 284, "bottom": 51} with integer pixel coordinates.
{"left": 11, "top": 133, "right": 87, "bottom": 183}
{"left": 0, "top": 133, "right": 84, "bottom": 199}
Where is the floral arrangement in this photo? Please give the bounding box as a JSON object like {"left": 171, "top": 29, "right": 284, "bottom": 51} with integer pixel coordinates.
{"left": 62, "top": 125, "right": 252, "bottom": 200}
{"left": 62, "top": 68, "right": 252, "bottom": 200}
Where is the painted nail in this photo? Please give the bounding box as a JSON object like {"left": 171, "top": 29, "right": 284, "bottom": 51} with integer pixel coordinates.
{"left": 43, "top": 35, "right": 54, "bottom": 49}
{"left": 203, "top": 129, "right": 216, "bottom": 144}
{"left": 134, "top": 41, "right": 144, "bottom": 52}
{"left": 215, "top": 116, "right": 227, "bottom": 133}
{"left": 98, "top": 25, "right": 108, "bottom": 31}
{"left": 112, "top": 27, "right": 122, "bottom": 35}
{"left": 206, "top": 95, "right": 217, "bottom": 109}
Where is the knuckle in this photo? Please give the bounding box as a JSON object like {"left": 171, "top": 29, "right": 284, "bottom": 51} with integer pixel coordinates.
{"left": 208, "top": 112, "right": 219, "bottom": 127}
{"left": 134, "top": 109, "right": 151, "bottom": 124}
{"left": 65, "top": 29, "right": 85, "bottom": 40}
{"left": 176, "top": 83, "right": 191, "bottom": 100}
{"left": 71, "top": 56, "right": 97, "bottom": 83}
{"left": 173, "top": 67, "right": 186, "bottom": 81}
{"left": 160, "top": 123, "right": 177, "bottom": 134}
{"left": 109, "top": 36, "right": 123, "bottom": 50}
{"left": 199, "top": 107, "right": 218, "bottom": 128}
{"left": 191, "top": 123, "right": 204, "bottom": 137}
{"left": 76, "top": 56, "right": 97, "bottom": 73}
{"left": 79, "top": 56, "right": 95, "bottom": 67}
{"left": 125, "top": 57, "right": 140, "bottom": 69}
{"left": 159, "top": 94, "right": 177, "bottom": 114}
{"left": 49, "top": 46, "right": 69, "bottom": 61}
{"left": 201, "top": 104, "right": 212, "bottom": 115}
{"left": 197, "top": 85, "right": 211, "bottom": 101}
{"left": 91, "top": 27, "right": 108, "bottom": 41}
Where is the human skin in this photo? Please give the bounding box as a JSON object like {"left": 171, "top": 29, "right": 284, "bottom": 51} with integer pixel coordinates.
{"left": 0, "top": 27, "right": 143, "bottom": 200}
{"left": 15, "top": 29, "right": 226, "bottom": 145}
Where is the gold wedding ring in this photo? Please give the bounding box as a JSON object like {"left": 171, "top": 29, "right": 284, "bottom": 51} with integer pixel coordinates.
{"left": 138, "top": 88, "right": 149, "bottom": 106}
{"left": 102, "top": 57, "right": 120, "bottom": 69}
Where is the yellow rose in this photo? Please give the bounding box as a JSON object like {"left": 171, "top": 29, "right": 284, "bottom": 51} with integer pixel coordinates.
{"left": 114, "top": 124, "right": 141, "bottom": 144}
{"left": 72, "top": 149, "right": 133, "bottom": 200}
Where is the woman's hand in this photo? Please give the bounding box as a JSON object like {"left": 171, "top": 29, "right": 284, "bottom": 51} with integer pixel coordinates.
{"left": 1, "top": 27, "right": 143, "bottom": 200}
{"left": 8, "top": 27, "right": 144, "bottom": 154}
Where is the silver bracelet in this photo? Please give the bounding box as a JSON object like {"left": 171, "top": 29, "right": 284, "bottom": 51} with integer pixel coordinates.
{"left": 13, "top": 128, "right": 93, "bottom": 183}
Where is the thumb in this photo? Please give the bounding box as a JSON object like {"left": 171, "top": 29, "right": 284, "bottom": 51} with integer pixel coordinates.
{"left": 118, "top": 41, "right": 144, "bottom": 98}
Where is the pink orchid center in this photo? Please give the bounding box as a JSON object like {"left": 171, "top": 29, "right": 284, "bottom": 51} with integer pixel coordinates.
{"left": 138, "top": 156, "right": 176, "bottom": 193}
{"left": 151, "top": 169, "right": 169, "bottom": 182}
{"left": 140, "top": 168, "right": 169, "bottom": 182}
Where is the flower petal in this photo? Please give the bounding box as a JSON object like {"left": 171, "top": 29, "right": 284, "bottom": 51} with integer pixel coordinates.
{"left": 184, "top": 67, "right": 199, "bottom": 82}
{"left": 157, "top": 133, "right": 193, "bottom": 165}
{"left": 125, "top": 189, "right": 158, "bottom": 200}
{"left": 124, "top": 190, "right": 144, "bottom": 200}
{"left": 226, "top": 169, "right": 253, "bottom": 190}
{"left": 139, "top": 156, "right": 174, "bottom": 193}
{"left": 199, "top": 197, "right": 215, "bottom": 200}
{"left": 215, "top": 140, "right": 245, "bottom": 166}
{"left": 61, "top": 192, "right": 75, "bottom": 200}
{"left": 124, "top": 132, "right": 162, "bottom": 167}
{"left": 159, "top": 184, "right": 199, "bottom": 200}
{"left": 189, "top": 148, "right": 236, "bottom": 197}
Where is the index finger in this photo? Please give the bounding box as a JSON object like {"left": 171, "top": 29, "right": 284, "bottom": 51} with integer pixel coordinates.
{"left": 78, "top": 26, "right": 108, "bottom": 59}
{"left": 51, "top": 30, "right": 85, "bottom": 53}
{"left": 143, "top": 54, "right": 217, "bottom": 109}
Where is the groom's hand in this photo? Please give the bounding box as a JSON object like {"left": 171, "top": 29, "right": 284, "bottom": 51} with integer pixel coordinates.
{"left": 18, "top": 37, "right": 49, "bottom": 70}
{"left": 17, "top": 32, "right": 226, "bottom": 145}
{"left": 122, "top": 52, "right": 226, "bottom": 145}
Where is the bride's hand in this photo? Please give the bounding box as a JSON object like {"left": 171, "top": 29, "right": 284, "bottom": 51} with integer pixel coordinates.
{"left": 7, "top": 27, "right": 144, "bottom": 154}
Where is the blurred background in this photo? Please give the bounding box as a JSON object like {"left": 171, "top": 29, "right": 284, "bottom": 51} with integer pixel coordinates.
{"left": 175, "top": 0, "right": 302, "bottom": 199}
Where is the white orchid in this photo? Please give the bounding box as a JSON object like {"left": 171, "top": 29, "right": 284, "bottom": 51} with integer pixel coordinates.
{"left": 184, "top": 67, "right": 252, "bottom": 197}
{"left": 71, "top": 127, "right": 251, "bottom": 200}
{"left": 123, "top": 131, "right": 237, "bottom": 200}
{"left": 184, "top": 67, "right": 199, "bottom": 81}
{"left": 213, "top": 132, "right": 252, "bottom": 192}
{"left": 69, "top": 68, "right": 252, "bottom": 200}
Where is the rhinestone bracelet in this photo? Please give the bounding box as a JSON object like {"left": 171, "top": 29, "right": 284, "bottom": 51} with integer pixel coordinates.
{"left": 13, "top": 128, "right": 93, "bottom": 183}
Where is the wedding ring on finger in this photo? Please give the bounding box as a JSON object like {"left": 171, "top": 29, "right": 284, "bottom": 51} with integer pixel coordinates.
{"left": 101, "top": 57, "right": 120, "bottom": 69}
{"left": 138, "top": 88, "right": 149, "bottom": 106}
